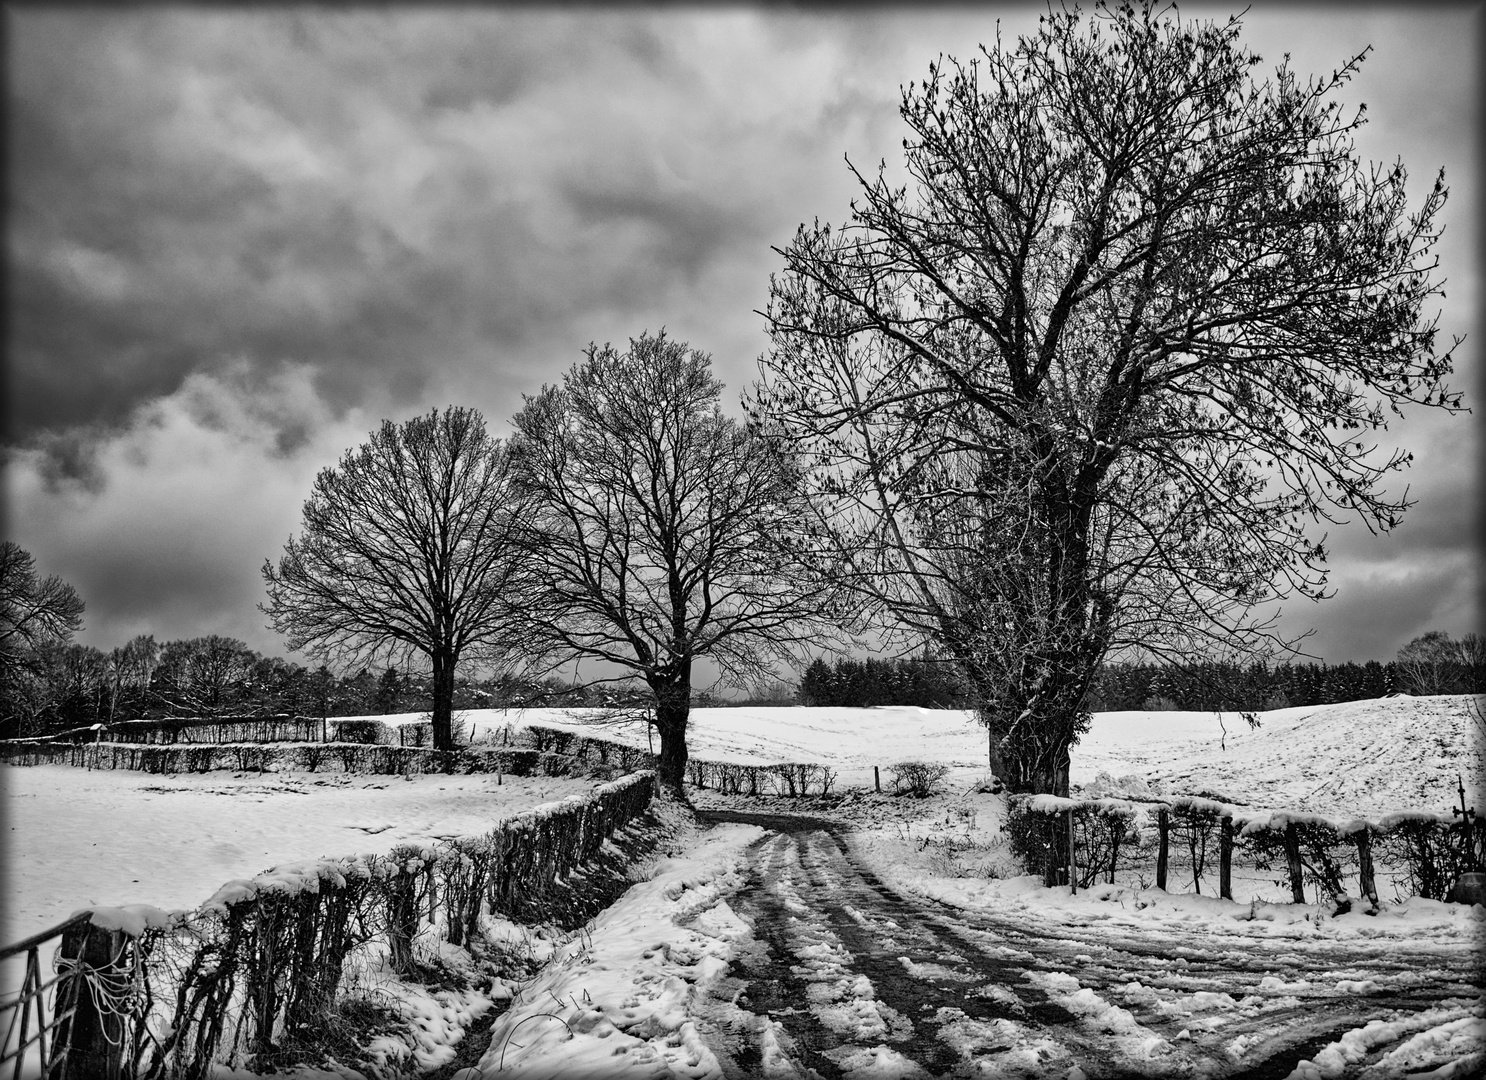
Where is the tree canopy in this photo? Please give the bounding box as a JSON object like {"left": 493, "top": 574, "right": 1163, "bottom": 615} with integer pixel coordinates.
{"left": 752, "top": 1, "right": 1462, "bottom": 794}
{"left": 510, "top": 331, "right": 836, "bottom": 793}
{"left": 262, "top": 406, "right": 529, "bottom": 750}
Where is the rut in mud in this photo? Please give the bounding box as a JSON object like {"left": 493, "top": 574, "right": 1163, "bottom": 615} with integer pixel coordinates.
{"left": 693, "top": 809, "right": 1484, "bottom": 1079}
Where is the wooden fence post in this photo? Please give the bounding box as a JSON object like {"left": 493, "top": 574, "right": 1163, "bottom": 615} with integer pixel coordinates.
{"left": 1156, "top": 808, "right": 1169, "bottom": 890}
{"left": 874, "top": 765, "right": 880, "bottom": 793}
{"left": 1067, "top": 809, "right": 1077, "bottom": 895}
{"left": 1355, "top": 829, "right": 1379, "bottom": 910}
{"left": 1219, "top": 816, "right": 1234, "bottom": 901}
{"left": 51, "top": 919, "right": 130, "bottom": 1080}
{"left": 1283, "top": 822, "right": 1306, "bottom": 903}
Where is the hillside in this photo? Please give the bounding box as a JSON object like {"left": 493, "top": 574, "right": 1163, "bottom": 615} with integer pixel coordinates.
{"left": 457, "top": 693, "right": 1482, "bottom": 818}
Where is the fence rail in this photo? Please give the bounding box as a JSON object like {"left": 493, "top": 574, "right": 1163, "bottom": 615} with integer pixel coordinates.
{"left": 0, "top": 914, "right": 91, "bottom": 1080}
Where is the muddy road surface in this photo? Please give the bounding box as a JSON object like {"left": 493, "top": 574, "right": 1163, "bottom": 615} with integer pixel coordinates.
{"left": 691, "top": 809, "right": 1484, "bottom": 1079}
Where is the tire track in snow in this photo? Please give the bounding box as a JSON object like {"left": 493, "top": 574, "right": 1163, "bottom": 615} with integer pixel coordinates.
{"left": 698, "top": 809, "right": 1485, "bottom": 1079}
{"left": 705, "top": 813, "right": 1147, "bottom": 1077}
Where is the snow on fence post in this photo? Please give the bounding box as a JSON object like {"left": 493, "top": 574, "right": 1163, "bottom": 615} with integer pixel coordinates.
{"left": 52, "top": 918, "right": 130, "bottom": 1080}
{"left": 1156, "top": 807, "right": 1169, "bottom": 890}
{"left": 1282, "top": 821, "right": 1306, "bottom": 903}
{"left": 1219, "top": 815, "right": 1234, "bottom": 901}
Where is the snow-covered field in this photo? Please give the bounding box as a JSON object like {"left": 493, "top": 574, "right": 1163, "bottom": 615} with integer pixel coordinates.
{"left": 1, "top": 768, "right": 606, "bottom": 943}
{"left": 460, "top": 693, "right": 1482, "bottom": 817}
{"left": 3, "top": 694, "right": 1481, "bottom": 1077}
{"left": 5, "top": 695, "right": 1478, "bottom": 942}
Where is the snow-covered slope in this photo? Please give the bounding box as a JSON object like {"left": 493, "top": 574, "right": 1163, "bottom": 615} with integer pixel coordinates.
{"left": 444, "top": 693, "right": 1481, "bottom": 818}
{"left": 1076, "top": 695, "right": 1481, "bottom": 815}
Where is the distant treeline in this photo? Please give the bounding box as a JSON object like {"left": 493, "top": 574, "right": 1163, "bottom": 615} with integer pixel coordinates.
{"left": 7, "top": 629, "right": 1480, "bottom": 740}
{"left": 792, "top": 632, "right": 1484, "bottom": 711}
{"left": 0, "top": 633, "right": 616, "bottom": 740}
{"left": 796, "top": 656, "right": 970, "bottom": 708}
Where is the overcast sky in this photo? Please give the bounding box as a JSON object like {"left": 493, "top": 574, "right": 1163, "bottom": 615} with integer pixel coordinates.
{"left": 3, "top": 4, "right": 1479, "bottom": 669}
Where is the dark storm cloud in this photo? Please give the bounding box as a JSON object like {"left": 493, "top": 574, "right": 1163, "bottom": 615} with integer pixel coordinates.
{"left": 5, "top": 8, "right": 809, "bottom": 474}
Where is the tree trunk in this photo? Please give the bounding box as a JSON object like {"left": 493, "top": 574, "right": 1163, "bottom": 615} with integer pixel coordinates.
{"left": 1355, "top": 830, "right": 1379, "bottom": 909}
{"left": 431, "top": 648, "right": 457, "bottom": 752}
{"left": 1283, "top": 822, "right": 1306, "bottom": 904}
{"left": 963, "top": 629, "right": 1096, "bottom": 798}
{"left": 650, "top": 664, "right": 691, "bottom": 797}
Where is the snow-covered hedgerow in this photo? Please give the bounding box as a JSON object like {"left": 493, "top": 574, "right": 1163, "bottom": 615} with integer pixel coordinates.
{"left": 68, "top": 771, "right": 657, "bottom": 1079}
{"left": 1008, "top": 792, "right": 1481, "bottom": 904}
{"left": 1006, "top": 795, "right": 1140, "bottom": 888}
{"left": 0, "top": 739, "right": 624, "bottom": 779}
{"left": 525, "top": 722, "right": 842, "bottom": 797}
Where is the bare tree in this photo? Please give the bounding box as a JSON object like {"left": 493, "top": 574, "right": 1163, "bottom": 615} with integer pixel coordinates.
{"left": 1, "top": 541, "right": 85, "bottom": 678}
{"left": 156, "top": 635, "right": 259, "bottom": 716}
{"left": 509, "top": 331, "right": 838, "bottom": 795}
{"left": 262, "top": 407, "right": 529, "bottom": 751}
{"left": 106, "top": 634, "right": 159, "bottom": 722}
{"left": 1395, "top": 630, "right": 1470, "bottom": 696}
{"left": 1, "top": 542, "right": 86, "bottom": 735}
{"left": 753, "top": 3, "right": 1462, "bottom": 794}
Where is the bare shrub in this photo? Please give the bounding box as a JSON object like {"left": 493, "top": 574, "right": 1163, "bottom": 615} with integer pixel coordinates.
{"left": 1169, "top": 801, "right": 1225, "bottom": 894}
{"left": 332, "top": 720, "right": 386, "bottom": 745}
{"left": 1376, "top": 816, "right": 1460, "bottom": 901}
{"left": 891, "top": 761, "right": 950, "bottom": 798}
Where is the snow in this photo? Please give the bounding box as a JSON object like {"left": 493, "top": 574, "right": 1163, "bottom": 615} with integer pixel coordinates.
{"left": 433, "top": 693, "right": 1481, "bottom": 817}
{"left": 472, "top": 810, "right": 762, "bottom": 1079}
{"left": 1284, "top": 1009, "right": 1485, "bottom": 1079}
{"left": 3, "top": 693, "right": 1480, "bottom": 1077}
{"left": 1, "top": 766, "right": 611, "bottom": 942}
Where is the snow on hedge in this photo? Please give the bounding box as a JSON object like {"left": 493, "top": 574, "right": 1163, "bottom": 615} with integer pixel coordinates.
{"left": 70, "top": 772, "right": 656, "bottom": 938}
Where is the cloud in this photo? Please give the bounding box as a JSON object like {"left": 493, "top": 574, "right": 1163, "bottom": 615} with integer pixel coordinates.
{"left": 4, "top": 5, "right": 1478, "bottom": 666}
{"left": 4, "top": 8, "right": 900, "bottom": 466}
{"left": 5, "top": 364, "right": 374, "bottom": 655}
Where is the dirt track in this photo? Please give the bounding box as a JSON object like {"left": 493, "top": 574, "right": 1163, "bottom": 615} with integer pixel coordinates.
{"left": 693, "top": 809, "right": 1485, "bottom": 1079}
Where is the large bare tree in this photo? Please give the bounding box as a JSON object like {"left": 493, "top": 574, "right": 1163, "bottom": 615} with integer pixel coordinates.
{"left": 753, "top": 3, "right": 1463, "bottom": 794}
{"left": 262, "top": 407, "right": 528, "bottom": 750}
{"left": 509, "top": 331, "right": 836, "bottom": 795}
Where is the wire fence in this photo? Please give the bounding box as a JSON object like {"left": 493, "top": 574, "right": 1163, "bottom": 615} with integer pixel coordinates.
{"left": 0, "top": 913, "right": 96, "bottom": 1080}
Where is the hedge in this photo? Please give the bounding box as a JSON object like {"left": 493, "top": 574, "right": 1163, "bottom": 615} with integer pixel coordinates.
{"left": 1007, "top": 794, "right": 1484, "bottom": 905}
{"left": 3, "top": 719, "right": 843, "bottom": 796}
{"left": 72, "top": 772, "right": 656, "bottom": 1079}
{"left": 524, "top": 723, "right": 838, "bottom": 796}
{"left": 0, "top": 739, "right": 620, "bottom": 779}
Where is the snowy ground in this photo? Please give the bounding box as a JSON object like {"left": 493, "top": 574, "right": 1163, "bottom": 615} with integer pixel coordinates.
{"left": 3, "top": 695, "right": 1481, "bottom": 1077}
{"left": 455, "top": 793, "right": 1486, "bottom": 1079}
{"left": 454, "top": 696, "right": 1485, "bottom": 1078}
{"left": 1, "top": 767, "right": 605, "bottom": 942}
{"left": 457, "top": 694, "right": 1483, "bottom": 818}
